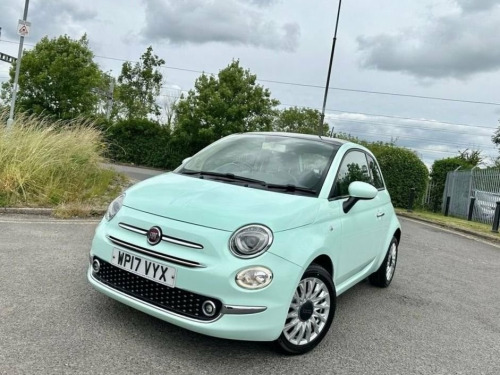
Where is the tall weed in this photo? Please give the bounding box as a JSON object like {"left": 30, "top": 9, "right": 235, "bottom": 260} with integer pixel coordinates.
{"left": 0, "top": 112, "right": 120, "bottom": 207}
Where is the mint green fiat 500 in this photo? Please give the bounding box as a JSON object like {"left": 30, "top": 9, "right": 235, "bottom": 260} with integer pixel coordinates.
{"left": 88, "top": 132, "right": 401, "bottom": 354}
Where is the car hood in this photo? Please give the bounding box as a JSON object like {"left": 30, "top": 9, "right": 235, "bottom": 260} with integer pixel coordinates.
{"left": 123, "top": 172, "right": 320, "bottom": 232}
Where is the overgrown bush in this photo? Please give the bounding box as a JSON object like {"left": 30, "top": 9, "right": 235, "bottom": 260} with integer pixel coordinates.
{"left": 106, "top": 119, "right": 172, "bottom": 168}
{"left": 0, "top": 112, "right": 120, "bottom": 207}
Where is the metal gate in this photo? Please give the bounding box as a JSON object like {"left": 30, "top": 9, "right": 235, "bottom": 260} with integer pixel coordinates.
{"left": 442, "top": 168, "right": 500, "bottom": 225}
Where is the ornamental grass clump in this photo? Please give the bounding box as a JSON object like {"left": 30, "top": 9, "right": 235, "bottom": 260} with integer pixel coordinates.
{"left": 0, "top": 112, "right": 120, "bottom": 208}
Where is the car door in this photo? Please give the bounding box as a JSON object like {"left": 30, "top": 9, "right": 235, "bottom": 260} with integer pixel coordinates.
{"left": 366, "top": 153, "right": 391, "bottom": 239}
{"left": 328, "top": 150, "right": 383, "bottom": 285}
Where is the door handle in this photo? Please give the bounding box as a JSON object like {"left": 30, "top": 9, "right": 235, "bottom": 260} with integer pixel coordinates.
{"left": 377, "top": 212, "right": 385, "bottom": 218}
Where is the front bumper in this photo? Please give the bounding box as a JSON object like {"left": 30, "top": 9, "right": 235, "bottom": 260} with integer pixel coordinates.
{"left": 88, "top": 268, "right": 291, "bottom": 341}
{"left": 88, "top": 210, "right": 303, "bottom": 342}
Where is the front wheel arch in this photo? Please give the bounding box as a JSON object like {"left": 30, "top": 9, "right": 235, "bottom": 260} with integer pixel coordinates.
{"left": 311, "top": 254, "right": 334, "bottom": 279}
{"left": 369, "top": 236, "right": 398, "bottom": 288}
{"left": 394, "top": 228, "right": 401, "bottom": 245}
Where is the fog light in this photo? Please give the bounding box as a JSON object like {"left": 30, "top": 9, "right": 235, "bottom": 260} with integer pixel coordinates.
{"left": 92, "top": 259, "right": 101, "bottom": 273}
{"left": 236, "top": 267, "right": 273, "bottom": 290}
{"left": 202, "top": 300, "right": 216, "bottom": 317}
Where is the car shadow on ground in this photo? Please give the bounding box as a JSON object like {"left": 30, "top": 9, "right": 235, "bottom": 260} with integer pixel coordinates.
{"left": 85, "top": 279, "right": 377, "bottom": 360}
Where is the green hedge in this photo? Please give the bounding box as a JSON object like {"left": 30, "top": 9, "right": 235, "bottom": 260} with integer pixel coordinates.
{"left": 106, "top": 119, "right": 172, "bottom": 169}
{"left": 371, "top": 146, "right": 429, "bottom": 208}
{"left": 335, "top": 134, "right": 430, "bottom": 208}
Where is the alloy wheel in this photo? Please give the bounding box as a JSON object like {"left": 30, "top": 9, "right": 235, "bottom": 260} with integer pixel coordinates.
{"left": 385, "top": 242, "right": 397, "bottom": 281}
{"left": 283, "top": 277, "right": 331, "bottom": 346}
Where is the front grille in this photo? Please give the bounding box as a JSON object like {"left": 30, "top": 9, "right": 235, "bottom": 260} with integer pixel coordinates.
{"left": 93, "top": 257, "right": 222, "bottom": 321}
{"left": 106, "top": 236, "right": 205, "bottom": 268}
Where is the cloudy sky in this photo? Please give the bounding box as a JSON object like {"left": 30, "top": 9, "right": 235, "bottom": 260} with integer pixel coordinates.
{"left": 1, "top": 0, "right": 500, "bottom": 167}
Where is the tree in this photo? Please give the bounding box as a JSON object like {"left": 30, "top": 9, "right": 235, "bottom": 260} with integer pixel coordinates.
{"left": 172, "top": 60, "right": 279, "bottom": 158}
{"left": 273, "top": 106, "right": 329, "bottom": 135}
{"left": 1, "top": 35, "right": 104, "bottom": 119}
{"left": 159, "top": 86, "right": 181, "bottom": 128}
{"left": 458, "top": 148, "right": 483, "bottom": 166}
{"left": 491, "top": 122, "right": 500, "bottom": 166}
{"left": 114, "top": 46, "right": 165, "bottom": 120}
{"left": 93, "top": 74, "right": 116, "bottom": 120}
{"left": 492, "top": 121, "right": 500, "bottom": 146}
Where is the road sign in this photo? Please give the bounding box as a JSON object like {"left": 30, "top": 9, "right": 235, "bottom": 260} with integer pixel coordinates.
{"left": 0, "top": 52, "right": 17, "bottom": 64}
{"left": 17, "top": 19, "right": 31, "bottom": 37}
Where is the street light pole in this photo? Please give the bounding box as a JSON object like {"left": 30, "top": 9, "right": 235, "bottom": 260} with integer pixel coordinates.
{"left": 7, "top": 0, "right": 30, "bottom": 128}
{"left": 318, "top": 0, "right": 343, "bottom": 136}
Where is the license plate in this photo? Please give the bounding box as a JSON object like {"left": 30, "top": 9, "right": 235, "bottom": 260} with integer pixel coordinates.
{"left": 111, "top": 248, "right": 176, "bottom": 287}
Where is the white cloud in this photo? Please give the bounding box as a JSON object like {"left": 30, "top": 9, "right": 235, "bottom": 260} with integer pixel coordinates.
{"left": 357, "top": 1, "right": 500, "bottom": 79}
{"left": 325, "top": 112, "right": 497, "bottom": 164}
{"left": 140, "top": 0, "right": 300, "bottom": 51}
{"left": 3, "top": 0, "right": 98, "bottom": 40}
{"left": 0, "top": 1, "right": 22, "bottom": 40}
{"left": 456, "top": 0, "right": 499, "bottom": 12}
{"left": 244, "top": 0, "right": 281, "bottom": 7}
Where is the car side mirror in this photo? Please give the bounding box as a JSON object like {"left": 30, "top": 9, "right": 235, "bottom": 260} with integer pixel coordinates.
{"left": 182, "top": 157, "right": 192, "bottom": 164}
{"left": 343, "top": 181, "right": 378, "bottom": 214}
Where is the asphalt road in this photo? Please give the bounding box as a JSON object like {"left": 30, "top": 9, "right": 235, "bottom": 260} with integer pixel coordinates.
{"left": 1, "top": 215, "right": 499, "bottom": 374}
{"left": 102, "top": 163, "right": 165, "bottom": 181}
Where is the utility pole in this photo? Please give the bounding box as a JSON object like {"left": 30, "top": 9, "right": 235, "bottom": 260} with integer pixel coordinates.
{"left": 7, "top": 0, "right": 30, "bottom": 128}
{"left": 318, "top": 0, "right": 343, "bottom": 136}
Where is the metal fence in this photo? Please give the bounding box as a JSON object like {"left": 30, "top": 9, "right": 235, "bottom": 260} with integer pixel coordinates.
{"left": 442, "top": 168, "right": 500, "bottom": 224}
{"left": 422, "top": 181, "right": 435, "bottom": 208}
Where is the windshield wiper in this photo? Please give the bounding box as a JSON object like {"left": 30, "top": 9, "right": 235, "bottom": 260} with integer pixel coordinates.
{"left": 180, "top": 170, "right": 316, "bottom": 195}
{"left": 180, "top": 170, "right": 266, "bottom": 186}
{"left": 266, "top": 183, "right": 317, "bottom": 195}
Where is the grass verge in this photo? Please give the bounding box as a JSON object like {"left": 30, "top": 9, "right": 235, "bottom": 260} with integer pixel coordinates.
{"left": 0, "top": 112, "right": 129, "bottom": 216}
{"left": 396, "top": 208, "right": 500, "bottom": 241}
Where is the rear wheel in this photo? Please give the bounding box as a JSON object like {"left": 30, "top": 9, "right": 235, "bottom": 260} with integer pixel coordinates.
{"left": 274, "top": 264, "right": 336, "bottom": 355}
{"left": 369, "top": 237, "right": 398, "bottom": 288}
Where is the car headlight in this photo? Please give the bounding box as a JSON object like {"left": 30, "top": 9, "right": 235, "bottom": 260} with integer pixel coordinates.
{"left": 229, "top": 224, "right": 273, "bottom": 258}
{"left": 105, "top": 194, "right": 125, "bottom": 221}
{"left": 236, "top": 267, "right": 273, "bottom": 289}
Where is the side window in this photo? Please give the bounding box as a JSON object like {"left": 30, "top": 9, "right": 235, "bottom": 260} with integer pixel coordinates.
{"left": 367, "top": 155, "right": 385, "bottom": 189}
{"left": 332, "top": 151, "right": 371, "bottom": 198}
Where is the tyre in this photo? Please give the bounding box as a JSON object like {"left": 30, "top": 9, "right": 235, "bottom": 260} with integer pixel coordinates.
{"left": 274, "top": 264, "right": 336, "bottom": 355}
{"left": 369, "top": 236, "right": 398, "bottom": 288}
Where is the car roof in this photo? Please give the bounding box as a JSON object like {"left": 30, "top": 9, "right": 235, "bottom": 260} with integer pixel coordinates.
{"left": 243, "top": 132, "right": 349, "bottom": 146}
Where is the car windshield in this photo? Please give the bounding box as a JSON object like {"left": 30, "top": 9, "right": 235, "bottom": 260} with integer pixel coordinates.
{"left": 176, "top": 134, "right": 339, "bottom": 196}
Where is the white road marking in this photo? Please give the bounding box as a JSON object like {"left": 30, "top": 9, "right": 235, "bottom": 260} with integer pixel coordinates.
{"left": 400, "top": 217, "right": 500, "bottom": 250}
{"left": 0, "top": 219, "right": 99, "bottom": 224}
